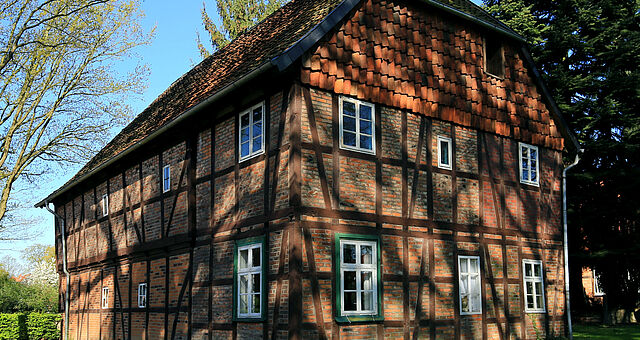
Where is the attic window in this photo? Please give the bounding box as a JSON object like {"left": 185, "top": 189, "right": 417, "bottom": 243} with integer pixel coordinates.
{"left": 484, "top": 36, "right": 504, "bottom": 78}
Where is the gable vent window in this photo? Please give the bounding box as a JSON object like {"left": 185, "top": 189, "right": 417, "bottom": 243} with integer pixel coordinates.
{"left": 437, "top": 136, "right": 452, "bottom": 170}
{"left": 239, "top": 102, "right": 265, "bottom": 161}
{"left": 484, "top": 36, "right": 504, "bottom": 78}
{"left": 101, "top": 193, "right": 109, "bottom": 217}
{"left": 340, "top": 96, "right": 375, "bottom": 154}
{"left": 162, "top": 165, "right": 171, "bottom": 193}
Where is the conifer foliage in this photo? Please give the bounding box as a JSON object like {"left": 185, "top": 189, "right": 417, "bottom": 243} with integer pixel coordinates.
{"left": 484, "top": 0, "right": 640, "bottom": 318}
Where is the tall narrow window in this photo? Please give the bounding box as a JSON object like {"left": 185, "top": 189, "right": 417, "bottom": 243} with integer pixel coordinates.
{"left": 334, "top": 234, "right": 383, "bottom": 322}
{"left": 484, "top": 36, "right": 504, "bottom": 77}
{"left": 162, "top": 165, "right": 171, "bottom": 193}
{"left": 101, "top": 287, "right": 109, "bottom": 309}
{"left": 592, "top": 270, "right": 604, "bottom": 296}
{"left": 458, "top": 256, "right": 481, "bottom": 315}
{"left": 235, "top": 240, "right": 264, "bottom": 319}
{"left": 437, "top": 136, "right": 452, "bottom": 170}
{"left": 523, "top": 259, "right": 545, "bottom": 312}
{"left": 340, "top": 97, "right": 375, "bottom": 154}
{"left": 239, "top": 103, "right": 264, "bottom": 161}
{"left": 138, "top": 283, "right": 147, "bottom": 308}
{"left": 519, "top": 143, "right": 539, "bottom": 186}
{"left": 101, "top": 194, "right": 109, "bottom": 217}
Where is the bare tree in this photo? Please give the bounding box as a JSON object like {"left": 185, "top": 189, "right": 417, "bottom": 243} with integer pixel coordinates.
{"left": 0, "top": 0, "right": 153, "bottom": 238}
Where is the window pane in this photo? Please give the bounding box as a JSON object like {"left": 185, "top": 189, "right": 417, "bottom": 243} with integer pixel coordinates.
{"left": 343, "top": 101, "right": 356, "bottom": 117}
{"left": 527, "top": 295, "right": 534, "bottom": 309}
{"left": 239, "top": 249, "right": 249, "bottom": 269}
{"left": 241, "top": 142, "right": 250, "bottom": 157}
{"left": 535, "top": 282, "right": 543, "bottom": 295}
{"left": 361, "top": 291, "right": 373, "bottom": 311}
{"left": 535, "top": 294, "right": 543, "bottom": 309}
{"left": 343, "top": 244, "right": 356, "bottom": 263}
{"left": 522, "top": 147, "right": 528, "bottom": 159}
{"left": 239, "top": 294, "right": 248, "bottom": 314}
{"left": 526, "top": 281, "right": 533, "bottom": 295}
{"left": 343, "top": 116, "right": 356, "bottom": 132}
{"left": 253, "top": 121, "right": 262, "bottom": 137}
{"left": 531, "top": 158, "right": 537, "bottom": 171}
{"left": 252, "top": 273, "right": 261, "bottom": 293}
{"left": 531, "top": 170, "right": 537, "bottom": 182}
{"left": 241, "top": 114, "right": 250, "bottom": 128}
{"left": 360, "top": 135, "right": 372, "bottom": 150}
{"left": 530, "top": 149, "right": 537, "bottom": 161}
{"left": 359, "top": 104, "right": 372, "bottom": 120}
{"left": 344, "top": 271, "right": 356, "bottom": 290}
{"left": 252, "top": 294, "right": 261, "bottom": 314}
{"left": 253, "top": 107, "right": 262, "bottom": 122}
{"left": 361, "top": 245, "right": 372, "bottom": 264}
{"left": 343, "top": 132, "right": 356, "bottom": 147}
{"left": 461, "top": 294, "right": 469, "bottom": 312}
{"left": 534, "top": 264, "right": 542, "bottom": 277}
{"left": 471, "top": 293, "right": 481, "bottom": 312}
{"left": 460, "top": 258, "right": 468, "bottom": 273}
{"left": 360, "top": 120, "right": 372, "bottom": 135}
{"left": 460, "top": 275, "right": 468, "bottom": 294}
{"left": 361, "top": 271, "right": 372, "bottom": 290}
{"left": 241, "top": 127, "right": 250, "bottom": 142}
{"left": 252, "top": 136, "right": 262, "bottom": 153}
{"left": 470, "top": 258, "right": 479, "bottom": 273}
{"left": 240, "top": 274, "right": 248, "bottom": 294}
{"left": 252, "top": 247, "right": 261, "bottom": 267}
{"left": 525, "top": 263, "right": 532, "bottom": 277}
{"left": 344, "top": 292, "right": 357, "bottom": 311}
{"left": 470, "top": 275, "right": 479, "bottom": 293}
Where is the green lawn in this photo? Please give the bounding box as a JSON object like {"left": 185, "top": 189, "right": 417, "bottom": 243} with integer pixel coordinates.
{"left": 574, "top": 323, "right": 640, "bottom": 339}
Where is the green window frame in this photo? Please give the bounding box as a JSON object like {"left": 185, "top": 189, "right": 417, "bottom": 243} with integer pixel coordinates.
{"left": 233, "top": 236, "right": 267, "bottom": 321}
{"left": 334, "top": 233, "right": 383, "bottom": 323}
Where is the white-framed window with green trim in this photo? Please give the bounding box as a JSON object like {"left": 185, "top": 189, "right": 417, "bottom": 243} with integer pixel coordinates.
{"left": 523, "top": 259, "right": 546, "bottom": 313}
{"left": 458, "top": 255, "right": 482, "bottom": 315}
{"left": 334, "top": 233, "right": 383, "bottom": 322}
{"left": 233, "top": 236, "right": 267, "bottom": 321}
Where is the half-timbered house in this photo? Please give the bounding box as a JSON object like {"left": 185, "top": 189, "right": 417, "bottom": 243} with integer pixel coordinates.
{"left": 37, "top": 0, "right": 580, "bottom": 338}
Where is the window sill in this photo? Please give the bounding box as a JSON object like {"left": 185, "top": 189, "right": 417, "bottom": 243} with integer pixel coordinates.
{"left": 335, "top": 315, "right": 384, "bottom": 323}
{"left": 519, "top": 180, "right": 540, "bottom": 188}
{"left": 339, "top": 144, "right": 376, "bottom": 155}
{"left": 234, "top": 315, "right": 266, "bottom": 322}
{"left": 239, "top": 149, "right": 265, "bottom": 163}
{"left": 484, "top": 71, "right": 505, "bottom": 80}
{"left": 524, "top": 310, "right": 547, "bottom": 314}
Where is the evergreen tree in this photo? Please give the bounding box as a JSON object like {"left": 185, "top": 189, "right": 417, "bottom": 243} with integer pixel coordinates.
{"left": 484, "top": 0, "right": 640, "bottom": 319}
{"left": 197, "top": 0, "right": 286, "bottom": 58}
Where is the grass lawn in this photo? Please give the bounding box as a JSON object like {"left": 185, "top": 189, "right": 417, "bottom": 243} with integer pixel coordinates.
{"left": 573, "top": 323, "right": 640, "bottom": 339}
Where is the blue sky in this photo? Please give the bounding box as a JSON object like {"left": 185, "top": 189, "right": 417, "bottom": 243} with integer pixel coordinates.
{"left": 1, "top": 0, "right": 486, "bottom": 265}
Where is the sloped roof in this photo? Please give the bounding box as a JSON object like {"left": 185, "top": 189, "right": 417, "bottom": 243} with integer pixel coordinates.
{"left": 38, "top": 0, "right": 576, "bottom": 206}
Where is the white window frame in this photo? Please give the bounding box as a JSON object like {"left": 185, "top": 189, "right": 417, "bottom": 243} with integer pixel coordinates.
{"left": 138, "top": 283, "right": 147, "bottom": 308}
{"left": 236, "top": 243, "right": 263, "bottom": 319}
{"left": 437, "top": 135, "right": 453, "bottom": 170}
{"left": 101, "top": 193, "right": 109, "bottom": 217}
{"left": 339, "top": 239, "right": 378, "bottom": 316}
{"left": 519, "top": 142, "right": 539, "bottom": 186}
{"left": 593, "top": 270, "right": 604, "bottom": 296}
{"left": 458, "top": 255, "right": 482, "bottom": 315}
{"left": 101, "top": 287, "right": 109, "bottom": 309}
{"left": 238, "top": 102, "right": 265, "bottom": 162}
{"left": 162, "top": 165, "right": 171, "bottom": 193}
{"left": 523, "top": 259, "right": 546, "bottom": 313}
{"left": 339, "top": 96, "right": 376, "bottom": 154}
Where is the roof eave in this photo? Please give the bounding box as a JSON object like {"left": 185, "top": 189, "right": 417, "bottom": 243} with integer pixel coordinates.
{"left": 35, "top": 61, "right": 275, "bottom": 208}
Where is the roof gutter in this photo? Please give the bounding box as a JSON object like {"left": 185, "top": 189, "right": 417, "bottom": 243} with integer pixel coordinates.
{"left": 36, "top": 61, "right": 274, "bottom": 208}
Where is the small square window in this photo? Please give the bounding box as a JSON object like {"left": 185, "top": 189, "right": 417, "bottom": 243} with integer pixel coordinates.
{"left": 239, "top": 103, "right": 265, "bottom": 161}
{"left": 138, "top": 283, "right": 147, "bottom": 308}
{"left": 458, "top": 256, "right": 482, "bottom": 315}
{"left": 437, "top": 136, "right": 452, "bottom": 170}
{"left": 235, "top": 240, "right": 265, "bottom": 320}
{"left": 162, "top": 165, "right": 171, "bottom": 193}
{"left": 523, "top": 259, "right": 546, "bottom": 312}
{"left": 101, "top": 287, "right": 109, "bottom": 309}
{"left": 484, "top": 36, "right": 504, "bottom": 78}
{"left": 339, "top": 97, "right": 375, "bottom": 154}
{"left": 101, "top": 194, "right": 109, "bottom": 217}
{"left": 519, "top": 143, "right": 539, "bottom": 186}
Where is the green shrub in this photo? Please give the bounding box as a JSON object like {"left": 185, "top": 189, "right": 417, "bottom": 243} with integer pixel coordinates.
{"left": 0, "top": 313, "right": 59, "bottom": 340}
{"left": 0, "top": 313, "right": 26, "bottom": 340}
{"left": 26, "top": 313, "right": 60, "bottom": 340}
